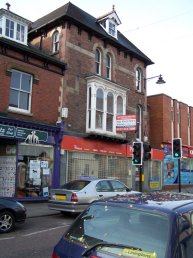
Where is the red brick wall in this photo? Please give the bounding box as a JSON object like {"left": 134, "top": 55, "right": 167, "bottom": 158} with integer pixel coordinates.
{"left": 0, "top": 52, "right": 63, "bottom": 125}
{"left": 31, "top": 23, "right": 147, "bottom": 136}
{"left": 179, "top": 102, "right": 188, "bottom": 145}
{"left": 147, "top": 94, "right": 172, "bottom": 149}
{"left": 190, "top": 107, "right": 193, "bottom": 146}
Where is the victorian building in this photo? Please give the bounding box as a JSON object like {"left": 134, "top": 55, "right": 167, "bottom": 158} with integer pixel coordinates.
{"left": 28, "top": 2, "right": 163, "bottom": 191}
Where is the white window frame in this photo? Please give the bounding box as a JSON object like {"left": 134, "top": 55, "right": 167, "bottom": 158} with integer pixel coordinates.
{"left": 86, "top": 76, "right": 126, "bottom": 137}
{"left": 136, "top": 67, "right": 143, "bottom": 92}
{"left": 0, "top": 15, "right": 28, "bottom": 44}
{"left": 9, "top": 70, "right": 32, "bottom": 114}
{"left": 108, "top": 20, "right": 116, "bottom": 37}
{"left": 95, "top": 48, "right": 101, "bottom": 75}
{"left": 106, "top": 53, "right": 112, "bottom": 80}
{"left": 52, "top": 31, "right": 60, "bottom": 53}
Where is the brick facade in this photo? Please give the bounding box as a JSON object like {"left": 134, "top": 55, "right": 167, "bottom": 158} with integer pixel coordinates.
{"left": 148, "top": 94, "right": 193, "bottom": 149}
{"left": 0, "top": 44, "right": 65, "bottom": 125}
{"left": 30, "top": 21, "right": 149, "bottom": 143}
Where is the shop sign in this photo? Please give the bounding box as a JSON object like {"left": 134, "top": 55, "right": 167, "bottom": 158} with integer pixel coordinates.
{"left": 16, "top": 128, "right": 48, "bottom": 143}
{"left": 116, "top": 115, "right": 136, "bottom": 132}
{"left": 0, "top": 123, "right": 48, "bottom": 143}
{"left": 0, "top": 124, "right": 15, "bottom": 137}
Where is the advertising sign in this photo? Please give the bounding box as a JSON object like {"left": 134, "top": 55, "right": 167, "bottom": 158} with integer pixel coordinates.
{"left": 116, "top": 115, "right": 136, "bottom": 132}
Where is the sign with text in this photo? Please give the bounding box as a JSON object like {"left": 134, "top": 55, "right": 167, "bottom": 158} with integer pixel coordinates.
{"left": 116, "top": 115, "right": 136, "bottom": 132}
{"left": 0, "top": 124, "right": 15, "bottom": 137}
{"left": 0, "top": 123, "right": 48, "bottom": 143}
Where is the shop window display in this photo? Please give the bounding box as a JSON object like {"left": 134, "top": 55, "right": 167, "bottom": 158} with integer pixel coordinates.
{"left": 16, "top": 144, "right": 54, "bottom": 198}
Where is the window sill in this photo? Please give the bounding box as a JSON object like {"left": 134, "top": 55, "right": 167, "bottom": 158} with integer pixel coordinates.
{"left": 8, "top": 108, "right": 33, "bottom": 116}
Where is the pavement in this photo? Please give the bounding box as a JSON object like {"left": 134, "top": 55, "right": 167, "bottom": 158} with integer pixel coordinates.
{"left": 21, "top": 201, "right": 60, "bottom": 218}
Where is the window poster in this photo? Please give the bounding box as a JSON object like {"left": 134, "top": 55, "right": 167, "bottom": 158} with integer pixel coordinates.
{"left": 29, "top": 160, "right": 41, "bottom": 179}
{"left": 164, "top": 155, "right": 192, "bottom": 185}
{"left": 164, "top": 155, "right": 178, "bottom": 185}
{"left": 0, "top": 156, "right": 16, "bottom": 197}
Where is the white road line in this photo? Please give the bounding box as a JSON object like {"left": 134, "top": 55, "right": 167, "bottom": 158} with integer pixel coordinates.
{"left": 0, "top": 236, "right": 15, "bottom": 241}
{"left": 23, "top": 224, "right": 69, "bottom": 237}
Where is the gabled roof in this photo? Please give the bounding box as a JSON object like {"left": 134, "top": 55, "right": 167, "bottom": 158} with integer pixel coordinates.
{"left": 29, "top": 2, "right": 153, "bottom": 66}
{"left": 97, "top": 5, "right": 121, "bottom": 25}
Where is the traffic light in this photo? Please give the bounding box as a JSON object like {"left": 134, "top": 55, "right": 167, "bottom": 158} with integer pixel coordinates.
{"left": 143, "top": 143, "right": 151, "bottom": 160}
{"left": 132, "top": 142, "right": 143, "bottom": 165}
{"left": 172, "top": 138, "right": 182, "bottom": 158}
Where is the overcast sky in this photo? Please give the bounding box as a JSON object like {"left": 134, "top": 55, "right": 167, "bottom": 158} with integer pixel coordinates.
{"left": 3, "top": 0, "right": 193, "bottom": 106}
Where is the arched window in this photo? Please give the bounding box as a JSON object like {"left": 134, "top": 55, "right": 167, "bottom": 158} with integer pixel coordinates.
{"left": 106, "top": 53, "right": 111, "bottom": 79}
{"left": 136, "top": 105, "right": 142, "bottom": 140}
{"left": 95, "top": 49, "right": 101, "bottom": 75}
{"left": 52, "top": 31, "right": 59, "bottom": 53}
{"left": 136, "top": 67, "right": 143, "bottom": 91}
{"left": 106, "top": 92, "right": 114, "bottom": 131}
{"left": 117, "top": 96, "right": 123, "bottom": 115}
{"left": 96, "top": 88, "right": 104, "bottom": 129}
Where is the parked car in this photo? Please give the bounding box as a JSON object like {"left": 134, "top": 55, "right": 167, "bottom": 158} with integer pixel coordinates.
{"left": 52, "top": 191, "right": 193, "bottom": 258}
{"left": 48, "top": 177, "right": 139, "bottom": 214}
{"left": 0, "top": 198, "right": 26, "bottom": 233}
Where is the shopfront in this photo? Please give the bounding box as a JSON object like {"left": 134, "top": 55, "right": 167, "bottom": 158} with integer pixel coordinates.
{"left": 0, "top": 117, "right": 61, "bottom": 200}
{"left": 60, "top": 135, "right": 134, "bottom": 188}
{"left": 59, "top": 136, "right": 164, "bottom": 191}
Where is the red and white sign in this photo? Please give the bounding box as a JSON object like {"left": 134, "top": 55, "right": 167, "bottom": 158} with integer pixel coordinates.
{"left": 116, "top": 115, "right": 136, "bottom": 132}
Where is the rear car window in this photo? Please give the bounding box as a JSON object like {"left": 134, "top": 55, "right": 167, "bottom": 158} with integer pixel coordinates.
{"left": 62, "top": 180, "right": 90, "bottom": 190}
{"left": 65, "top": 203, "right": 170, "bottom": 258}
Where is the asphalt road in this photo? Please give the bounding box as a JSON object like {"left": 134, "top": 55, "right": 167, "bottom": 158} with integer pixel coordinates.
{"left": 0, "top": 213, "right": 76, "bottom": 258}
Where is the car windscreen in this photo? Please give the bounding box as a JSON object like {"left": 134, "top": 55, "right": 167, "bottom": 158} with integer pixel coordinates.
{"left": 62, "top": 180, "right": 90, "bottom": 190}
{"left": 65, "top": 203, "right": 170, "bottom": 258}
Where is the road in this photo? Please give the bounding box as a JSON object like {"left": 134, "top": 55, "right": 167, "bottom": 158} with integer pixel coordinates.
{"left": 0, "top": 213, "right": 76, "bottom": 258}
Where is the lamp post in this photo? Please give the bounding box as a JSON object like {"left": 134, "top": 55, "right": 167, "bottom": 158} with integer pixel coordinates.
{"left": 136, "top": 74, "right": 165, "bottom": 192}
{"left": 144, "top": 74, "right": 166, "bottom": 89}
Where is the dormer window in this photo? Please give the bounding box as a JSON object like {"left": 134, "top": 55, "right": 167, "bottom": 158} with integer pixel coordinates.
{"left": 0, "top": 8, "right": 30, "bottom": 45}
{"left": 109, "top": 21, "right": 115, "bottom": 37}
{"left": 97, "top": 5, "right": 121, "bottom": 39}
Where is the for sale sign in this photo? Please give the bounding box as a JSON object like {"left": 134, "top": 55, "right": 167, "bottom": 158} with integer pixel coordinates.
{"left": 116, "top": 115, "right": 136, "bottom": 132}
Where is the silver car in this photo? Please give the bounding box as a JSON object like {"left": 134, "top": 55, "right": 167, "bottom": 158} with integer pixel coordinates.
{"left": 48, "top": 178, "right": 139, "bottom": 213}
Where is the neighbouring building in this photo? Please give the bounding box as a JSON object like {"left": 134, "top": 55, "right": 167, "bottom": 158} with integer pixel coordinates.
{"left": 0, "top": 6, "right": 67, "bottom": 200}
{"left": 148, "top": 94, "right": 193, "bottom": 193}
{"left": 28, "top": 2, "right": 163, "bottom": 191}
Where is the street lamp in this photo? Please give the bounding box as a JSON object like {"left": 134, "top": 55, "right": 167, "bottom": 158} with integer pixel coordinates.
{"left": 146, "top": 74, "right": 166, "bottom": 84}
{"left": 144, "top": 74, "right": 166, "bottom": 89}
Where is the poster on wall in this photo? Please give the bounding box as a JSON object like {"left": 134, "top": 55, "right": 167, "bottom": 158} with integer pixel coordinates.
{"left": 164, "top": 155, "right": 192, "bottom": 185}
{"left": 164, "top": 156, "right": 178, "bottom": 185}
{"left": 0, "top": 156, "right": 16, "bottom": 197}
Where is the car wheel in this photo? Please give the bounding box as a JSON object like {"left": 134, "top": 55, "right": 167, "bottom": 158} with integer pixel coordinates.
{"left": 0, "top": 211, "right": 15, "bottom": 233}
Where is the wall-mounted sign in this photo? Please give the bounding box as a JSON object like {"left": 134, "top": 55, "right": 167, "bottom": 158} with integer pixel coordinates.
{"left": 0, "top": 123, "right": 48, "bottom": 143}
{"left": 16, "top": 128, "right": 48, "bottom": 143}
{"left": 116, "top": 115, "right": 136, "bottom": 132}
{"left": 0, "top": 124, "right": 15, "bottom": 137}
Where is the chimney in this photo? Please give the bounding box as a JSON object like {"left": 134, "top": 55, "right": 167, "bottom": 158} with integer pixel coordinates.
{"left": 6, "top": 3, "right": 11, "bottom": 11}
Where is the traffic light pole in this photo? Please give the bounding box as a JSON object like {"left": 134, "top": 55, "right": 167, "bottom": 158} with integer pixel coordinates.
{"left": 178, "top": 159, "right": 181, "bottom": 192}
{"left": 139, "top": 165, "right": 142, "bottom": 192}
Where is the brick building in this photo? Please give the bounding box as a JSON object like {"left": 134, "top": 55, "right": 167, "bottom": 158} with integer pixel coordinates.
{"left": 28, "top": 2, "right": 163, "bottom": 191}
{"left": 148, "top": 94, "right": 193, "bottom": 192}
{"left": 0, "top": 7, "right": 66, "bottom": 199}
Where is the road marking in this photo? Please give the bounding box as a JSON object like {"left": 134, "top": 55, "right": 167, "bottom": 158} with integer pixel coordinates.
{"left": 23, "top": 224, "right": 69, "bottom": 237}
{"left": 0, "top": 236, "right": 15, "bottom": 241}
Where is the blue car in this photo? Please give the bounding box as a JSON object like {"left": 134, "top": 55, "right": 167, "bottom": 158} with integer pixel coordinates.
{"left": 52, "top": 192, "right": 193, "bottom": 258}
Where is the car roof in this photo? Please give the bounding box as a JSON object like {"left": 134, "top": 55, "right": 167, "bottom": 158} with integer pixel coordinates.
{"left": 98, "top": 191, "right": 193, "bottom": 213}
{"left": 72, "top": 177, "right": 123, "bottom": 182}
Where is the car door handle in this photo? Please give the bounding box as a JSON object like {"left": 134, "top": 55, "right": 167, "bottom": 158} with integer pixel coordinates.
{"left": 99, "top": 194, "right": 103, "bottom": 197}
